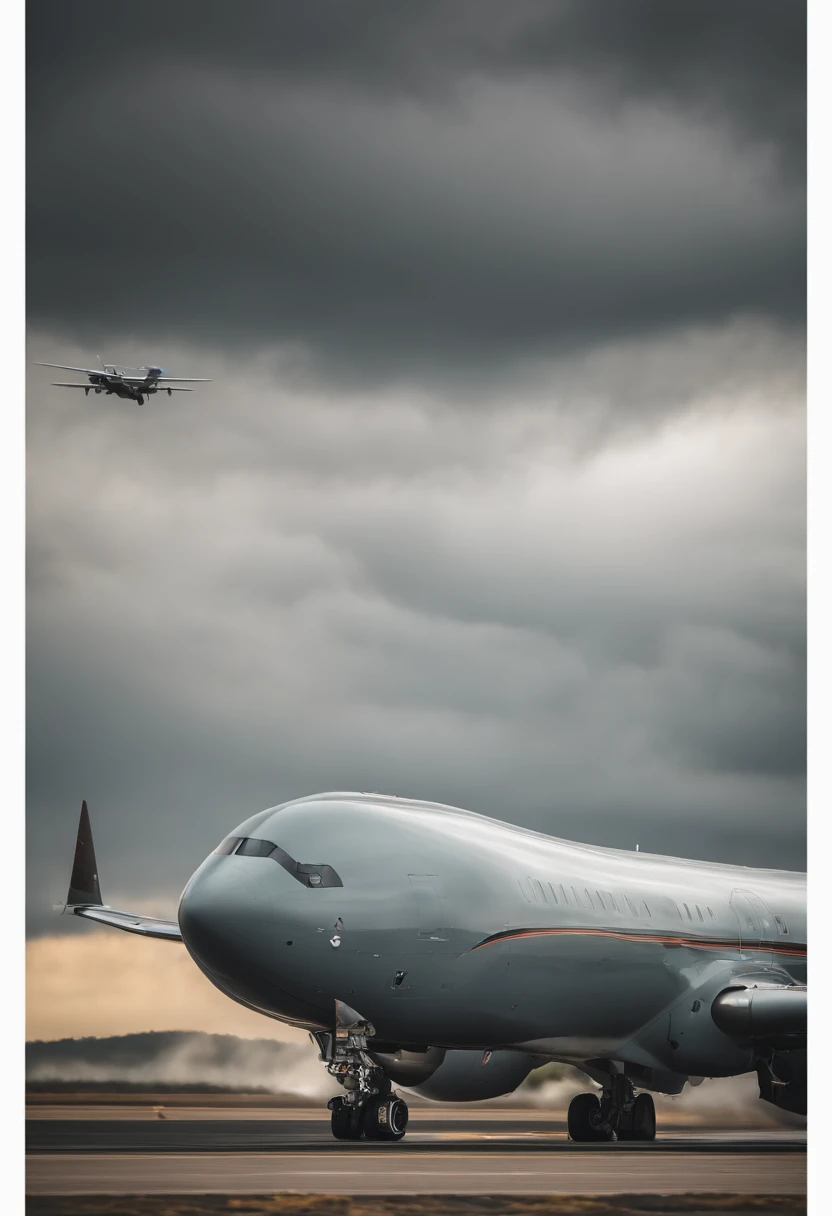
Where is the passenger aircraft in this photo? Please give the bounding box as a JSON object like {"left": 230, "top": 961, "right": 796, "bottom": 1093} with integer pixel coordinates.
{"left": 60, "top": 792, "right": 806, "bottom": 1142}
{"left": 35, "top": 358, "right": 211, "bottom": 405}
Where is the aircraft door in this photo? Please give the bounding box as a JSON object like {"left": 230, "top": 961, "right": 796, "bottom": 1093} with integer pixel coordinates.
{"left": 730, "top": 889, "right": 775, "bottom": 966}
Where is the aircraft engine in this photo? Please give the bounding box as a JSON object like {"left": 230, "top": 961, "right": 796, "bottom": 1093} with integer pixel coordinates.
{"left": 367, "top": 1046, "right": 447, "bottom": 1086}
{"left": 398, "top": 1049, "right": 543, "bottom": 1102}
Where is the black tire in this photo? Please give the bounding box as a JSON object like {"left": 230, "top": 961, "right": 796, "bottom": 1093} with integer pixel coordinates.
{"left": 567, "top": 1092, "right": 611, "bottom": 1142}
{"left": 363, "top": 1095, "right": 409, "bottom": 1141}
{"left": 629, "top": 1092, "right": 656, "bottom": 1141}
{"left": 329, "top": 1096, "right": 363, "bottom": 1140}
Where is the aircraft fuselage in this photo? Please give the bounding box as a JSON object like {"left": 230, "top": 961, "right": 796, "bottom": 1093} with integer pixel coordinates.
{"left": 177, "top": 792, "right": 805, "bottom": 1083}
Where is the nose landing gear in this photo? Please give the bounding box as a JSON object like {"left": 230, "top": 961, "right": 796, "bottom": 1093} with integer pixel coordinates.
{"left": 567, "top": 1074, "right": 656, "bottom": 1142}
{"left": 316, "top": 1000, "right": 410, "bottom": 1142}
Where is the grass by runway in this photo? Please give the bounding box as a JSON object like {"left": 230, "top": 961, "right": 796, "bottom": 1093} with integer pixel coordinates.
{"left": 23, "top": 1194, "right": 808, "bottom": 1216}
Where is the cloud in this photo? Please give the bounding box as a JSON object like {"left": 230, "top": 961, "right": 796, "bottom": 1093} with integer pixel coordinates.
{"left": 26, "top": 323, "right": 805, "bottom": 938}
{"left": 26, "top": 2, "right": 805, "bottom": 382}
{"left": 27, "top": 2, "right": 805, "bottom": 154}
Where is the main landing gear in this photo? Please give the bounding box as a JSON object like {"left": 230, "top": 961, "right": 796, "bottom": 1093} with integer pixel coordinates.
{"left": 316, "top": 1001, "right": 410, "bottom": 1143}
{"left": 329, "top": 1091, "right": 409, "bottom": 1141}
{"left": 567, "top": 1075, "right": 656, "bottom": 1142}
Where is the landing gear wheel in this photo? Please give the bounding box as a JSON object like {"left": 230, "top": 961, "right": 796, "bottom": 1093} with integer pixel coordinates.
{"left": 329, "top": 1096, "right": 363, "bottom": 1140}
{"left": 628, "top": 1092, "right": 656, "bottom": 1141}
{"left": 567, "top": 1092, "right": 612, "bottom": 1142}
{"left": 363, "top": 1095, "right": 409, "bottom": 1141}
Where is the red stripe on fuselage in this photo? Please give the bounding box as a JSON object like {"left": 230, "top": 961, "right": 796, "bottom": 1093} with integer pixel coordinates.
{"left": 468, "top": 926, "right": 807, "bottom": 957}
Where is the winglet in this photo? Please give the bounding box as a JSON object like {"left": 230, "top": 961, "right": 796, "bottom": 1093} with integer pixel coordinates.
{"left": 67, "top": 800, "right": 102, "bottom": 907}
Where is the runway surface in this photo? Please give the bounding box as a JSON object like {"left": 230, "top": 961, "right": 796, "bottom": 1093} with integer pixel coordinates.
{"left": 26, "top": 1105, "right": 807, "bottom": 1152}
{"left": 26, "top": 1150, "right": 807, "bottom": 1196}
{"left": 27, "top": 1106, "right": 806, "bottom": 1196}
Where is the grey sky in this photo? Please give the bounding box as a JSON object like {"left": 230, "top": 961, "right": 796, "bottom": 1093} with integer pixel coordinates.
{"left": 26, "top": 1, "right": 805, "bottom": 938}
{"left": 27, "top": 0, "right": 804, "bottom": 381}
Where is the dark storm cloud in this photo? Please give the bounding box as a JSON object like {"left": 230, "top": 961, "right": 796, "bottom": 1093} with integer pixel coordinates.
{"left": 26, "top": 0, "right": 805, "bottom": 381}
{"left": 28, "top": 1, "right": 805, "bottom": 153}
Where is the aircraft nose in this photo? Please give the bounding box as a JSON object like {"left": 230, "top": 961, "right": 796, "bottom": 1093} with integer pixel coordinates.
{"left": 178, "top": 856, "right": 274, "bottom": 976}
{"left": 178, "top": 853, "right": 332, "bottom": 1027}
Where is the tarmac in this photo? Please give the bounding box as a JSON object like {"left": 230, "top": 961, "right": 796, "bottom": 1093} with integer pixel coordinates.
{"left": 26, "top": 1104, "right": 807, "bottom": 1197}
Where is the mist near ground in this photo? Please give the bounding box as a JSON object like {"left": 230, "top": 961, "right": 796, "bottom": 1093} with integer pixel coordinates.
{"left": 26, "top": 1031, "right": 800, "bottom": 1127}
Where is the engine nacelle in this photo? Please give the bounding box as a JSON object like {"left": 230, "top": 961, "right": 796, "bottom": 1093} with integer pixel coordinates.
{"left": 400, "top": 1049, "right": 543, "bottom": 1102}
{"left": 367, "top": 1046, "right": 447, "bottom": 1086}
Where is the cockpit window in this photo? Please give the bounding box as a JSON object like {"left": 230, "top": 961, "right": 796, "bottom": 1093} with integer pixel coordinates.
{"left": 213, "top": 836, "right": 343, "bottom": 887}
{"left": 235, "top": 838, "right": 275, "bottom": 858}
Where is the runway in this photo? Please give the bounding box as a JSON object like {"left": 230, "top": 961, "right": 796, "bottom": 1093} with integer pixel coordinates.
{"left": 26, "top": 1149, "right": 807, "bottom": 1197}
{"left": 26, "top": 1106, "right": 806, "bottom": 1196}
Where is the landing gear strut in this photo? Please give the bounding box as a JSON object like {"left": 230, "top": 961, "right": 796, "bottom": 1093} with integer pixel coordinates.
{"left": 315, "top": 1002, "right": 409, "bottom": 1142}
{"left": 567, "top": 1074, "right": 656, "bottom": 1142}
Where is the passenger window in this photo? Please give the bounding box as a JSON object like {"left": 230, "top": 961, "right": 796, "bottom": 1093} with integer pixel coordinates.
{"left": 672, "top": 902, "right": 682, "bottom": 920}
{"left": 548, "top": 882, "right": 559, "bottom": 905}
{"left": 571, "top": 886, "right": 582, "bottom": 908}
{"left": 559, "top": 884, "right": 569, "bottom": 906}
{"left": 682, "top": 903, "right": 692, "bottom": 920}
{"left": 774, "top": 915, "right": 790, "bottom": 936}
{"left": 596, "top": 890, "right": 605, "bottom": 910}
{"left": 519, "top": 878, "right": 535, "bottom": 904}
{"left": 625, "top": 896, "right": 638, "bottom": 917}
{"left": 585, "top": 889, "right": 595, "bottom": 910}
{"left": 641, "top": 902, "right": 651, "bottom": 918}
{"left": 531, "top": 878, "right": 546, "bottom": 904}
{"left": 695, "top": 905, "right": 704, "bottom": 922}
{"left": 708, "top": 907, "right": 716, "bottom": 920}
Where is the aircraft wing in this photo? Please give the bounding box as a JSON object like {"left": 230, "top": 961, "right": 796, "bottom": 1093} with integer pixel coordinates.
{"left": 112, "top": 375, "right": 211, "bottom": 383}
{"left": 64, "top": 904, "right": 184, "bottom": 940}
{"left": 60, "top": 801, "right": 183, "bottom": 943}
{"left": 36, "top": 364, "right": 210, "bottom": 383}
{"left": 51, "top": 382, "right": 98, "bottom": 389}
{"left": 35, "top": 363, "right": 104, "bottom": 375}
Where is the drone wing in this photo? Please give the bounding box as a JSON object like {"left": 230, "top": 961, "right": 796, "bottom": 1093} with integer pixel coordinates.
{"left": 50, "top": 382, "right": 99, "bottom": 389}
{"left": 35, "top": 363, "right": 104, "bottom": 376}
{"left": 113, "top": 375, "right": 211, "bottom": 383}
{"left": 59, "top": 801, "right": 183, "bottom": 942}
